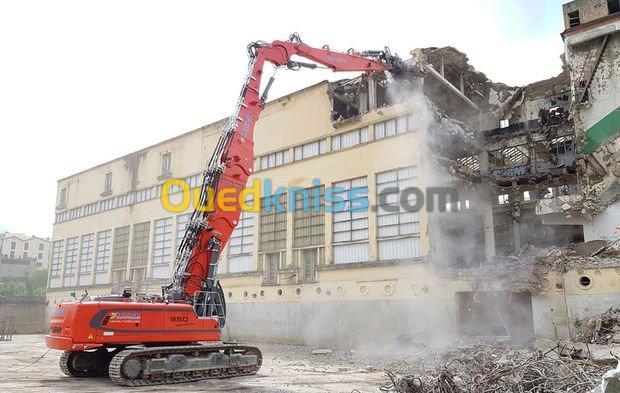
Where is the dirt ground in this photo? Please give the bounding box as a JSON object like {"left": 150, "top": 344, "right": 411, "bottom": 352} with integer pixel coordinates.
{"left": 0, "top": 335, "right": 401, "bottom": 392}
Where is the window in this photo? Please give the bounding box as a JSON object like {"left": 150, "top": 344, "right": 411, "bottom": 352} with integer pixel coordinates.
{"left": 293, "top": 186, "right": 325, "bottom": 248}
{"left": 58, "top": 187, "right": 67, "bottom": 205}
{"left": 185, "top": 173, "right": 202, "bottom": 189}
{"left": 104, "top": 172, "right": 112, "bottom": 193}
{"left": 176, "top": 213, "right": 192, "bottom": 253}
{"left": 300, "top": 248, "right": 317, "bottom": 282}
{"left": 375, "top": 114, "right": 413, "bottom": 139}
{"left": 523, "top": 191, "right": 531, "bottom": 201}
{"left": 83, "top": 202, "right": 99, "bottom": 216}
{"left": 112, "top": 226, "right": 130, "bottom": 269}
{"left": 95, "top": 230, "right": 112, "bottom": 272}
{"left": 38, "top": 253, "right": 43, "bottom": 260}
{"left": 499, "top": 119, "right": 509, "bottom": 128}
{"left": 101, "top": 197, "right": 116, "bottom": 211}
{"left": 9, "top": 251, "right": 14, "bottom": 259}
{"left": 609, "top": 0, "right": 620, "bottom": 14}
{"left": 568, "top": 10, "right": 580, "bottom": 27}
{"left": 39, "top": 243, "right": 44, "bottom": 251}
{"left": 117, "top": 193, "right": 133, "bottom": 207}
{"left": 228, "top": 208, "right": 254, "bottom": 273}
{"left": 294, "top": 140, "right": 325, "bottom": 161}
{"left": 333, "top": 178, "right": 368, "bottom": 243}
{"left": 63, "top": 237, "right": 79, "bottom": 286}
{"left": 152, "top": 218, "right": 173, "bottom": 265}
{"left": 79, "top": 233, "right": 94, "bottom": 274}
{"left": 376, "top": 167, "right": 420, "bottom": 260}
{"left": 22, "top": 251, "right": 27, "bottom": 258}
{"left": 264, "top": 252, "right": 279, "bottom": 284}
{"left": 112, "top": 269, "right": 126, "bottom": 284}
{"left": 446, "top": 200, "right": 470, "bottom": 211}
{"left": 131, "top": 267, "right": 146, "bottom": 281}
{"left": 161, "top": 152, "right": 172, "bottom": 177}
{"left": 332, "top": 177, "right": 369, "bottom": 264}
{"left": 258, "top": 149, "right": 291, "bottom": 170}
{"left": 131, "top": 222, "right": 150, "bottom": 267}
{"left": 498, "top": 194, "right": 509, "bottom": 205}
{"left": 259, "top": 194, "right": 287, "bottom": 252}
{"left": 10, "top": 241, "right": 15, "bottom": 250}
{"left": 50, "top": 240, "right": 64, "bottom": 277}
{"left": 135, "top": 185, "right": 159, "bottom": 203}
{"left": 24, "top": 242, "right": 29, "bottom": 250}
{"left": 331, "top": 127, "right": 369, "bottom": 151}
{"left": 550, "top": 137, "right": 573, "bottom": 156}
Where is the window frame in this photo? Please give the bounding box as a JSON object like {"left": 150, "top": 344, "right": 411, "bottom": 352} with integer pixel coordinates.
{"left": 152, "top": 217, "right": 173, "bottom": 266}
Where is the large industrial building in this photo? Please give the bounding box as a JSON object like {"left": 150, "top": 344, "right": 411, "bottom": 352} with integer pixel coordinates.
{"left": 47, "top": 0, "right": 619, "bottom": 348}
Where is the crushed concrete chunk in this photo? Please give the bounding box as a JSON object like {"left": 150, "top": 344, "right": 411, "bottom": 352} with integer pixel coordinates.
{"left": 312, "top": 349, "right": 333, "bottom": 355}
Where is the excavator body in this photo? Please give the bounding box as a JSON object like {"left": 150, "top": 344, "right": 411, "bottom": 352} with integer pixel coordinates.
{"left": 46, "top": 300, "right": 220, "bottom": 352}
{"left": 46, "top": 33, "right": 414, "bottom": 386}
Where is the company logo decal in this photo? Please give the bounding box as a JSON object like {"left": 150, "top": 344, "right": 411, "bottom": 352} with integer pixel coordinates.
{"left": 101, "top": 311, "right": 141, "bottom": 326}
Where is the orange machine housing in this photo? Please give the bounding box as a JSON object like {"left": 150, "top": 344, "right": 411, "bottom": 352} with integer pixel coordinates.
{"left": 46, "top": 299, "right": 221, "bottom": 352}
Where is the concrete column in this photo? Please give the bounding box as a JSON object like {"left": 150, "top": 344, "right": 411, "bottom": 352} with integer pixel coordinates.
{"left": 368, "top": 77, "right": 377, "bottom": 111}
{"left": 125, "top": 224, "right": 133, "bottom": 281}
{"left": 88, "top": 235, "right": 97, "bottom": 285}
{"left": 145, "top": 220, "right": 155, "bottom": 279}
{"left": 251, "top": 211, "right": 260, "bottom": 272}
{"left": 285, "top": 209, "right": 293, "bottom": 269}
{"left": 478, "top": 151, "right": 496, "bottom": 262}
{"left": 513, "top": 219, "right": 521, "bottom": 252}
{"left": 324, "top": 201, "right": 333, "bottom": 265}
{"left": 367, "top": 173, "right": 378, "bottom": 261}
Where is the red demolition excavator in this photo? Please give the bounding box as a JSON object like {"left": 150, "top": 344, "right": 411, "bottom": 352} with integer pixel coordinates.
{"left": 46, "top": 34, "right": 417, "bottom": 386}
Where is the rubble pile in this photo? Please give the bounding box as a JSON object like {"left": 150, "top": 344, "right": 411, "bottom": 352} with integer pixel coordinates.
{"left": 574, "top": 308, "right": 620, "bottom": 345}
{"left": 456, "top": 243, "right": 620, "bottom": 293}
{"left": 534, "top": 243, "right": 620, "bottom": 273}
{"left": 382, "top": 344, "right": 609, "bottom": 393}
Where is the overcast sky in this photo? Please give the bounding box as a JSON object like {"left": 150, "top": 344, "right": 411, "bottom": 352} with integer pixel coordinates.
{"left": 0, "top": 0, "right": 568, "bottom": 237}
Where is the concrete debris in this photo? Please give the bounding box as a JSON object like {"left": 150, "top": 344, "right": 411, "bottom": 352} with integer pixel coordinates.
{"left": 312, "top": 348, "right": 333, "bottom": 355}
{"left": 595, "top": 361, "right": 620, "bottom": 393}
{"left": 382, "top": 343, "right": 608, "bottom": 393}
{"left": 456, "top": 244, "right": 620, "bottom": 293}
{"left": 573, "top": 240, "right": 610, "bottom": 257}
{"left": 574, "top": 308, "right": 620, "bottom": 345}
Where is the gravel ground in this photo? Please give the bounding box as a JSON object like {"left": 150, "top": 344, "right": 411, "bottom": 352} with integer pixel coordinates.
{"left": 0, "top": 334, "right": 414, "bottom": 392}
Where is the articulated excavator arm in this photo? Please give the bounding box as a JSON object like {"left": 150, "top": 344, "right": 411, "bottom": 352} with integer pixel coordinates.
{"left": 166, "top": 34, "right": 413, "bottom": 317}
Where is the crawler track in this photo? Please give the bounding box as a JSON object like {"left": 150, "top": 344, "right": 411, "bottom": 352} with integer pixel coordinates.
{"left": 60, "top": 350, "right": 110, "bottom": 377}
{"left": 108, "top": 343, "right": 262, "bottom": 386}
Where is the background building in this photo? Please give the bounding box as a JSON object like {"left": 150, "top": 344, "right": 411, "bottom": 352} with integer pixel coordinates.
{"left": 47, "top": 1, "right": 619, "bottom": 348}
{"left": 0, "top": 232, "right": 50, "bottom": 278}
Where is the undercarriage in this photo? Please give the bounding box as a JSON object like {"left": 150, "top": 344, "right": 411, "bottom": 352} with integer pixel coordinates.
{"left": 60, "top": 343, "right": 262, "bottom": 386}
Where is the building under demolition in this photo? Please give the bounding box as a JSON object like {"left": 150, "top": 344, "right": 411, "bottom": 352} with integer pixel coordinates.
{"left": 46, "top": 0, "right": 619, "bottom": 348}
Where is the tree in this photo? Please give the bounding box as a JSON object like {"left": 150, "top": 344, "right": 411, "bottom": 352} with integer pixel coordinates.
{"left": 0, "top": 268, "right": 48, "bottom": 298}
